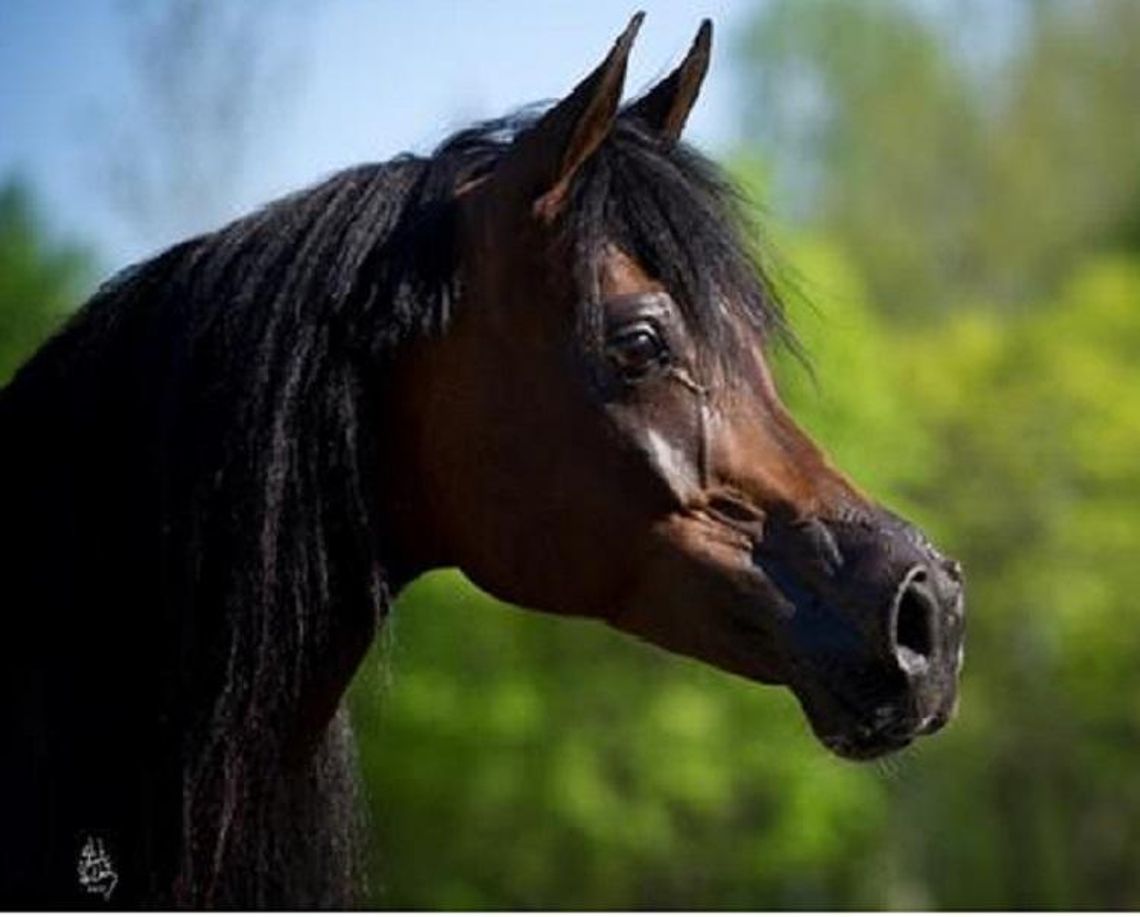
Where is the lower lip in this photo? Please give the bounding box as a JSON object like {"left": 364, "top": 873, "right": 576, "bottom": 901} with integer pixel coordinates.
{"left": 825, "top": 732, "right": 913, "bottom": 760}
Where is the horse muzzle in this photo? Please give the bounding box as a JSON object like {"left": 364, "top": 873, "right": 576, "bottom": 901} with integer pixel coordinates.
{"left": 754, "top": 507, "right": 965, "bottom": 760}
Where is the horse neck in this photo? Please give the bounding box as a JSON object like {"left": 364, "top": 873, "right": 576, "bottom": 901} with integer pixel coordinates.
{"left": 0, "top": 301, "right": 375, "bottom": 907}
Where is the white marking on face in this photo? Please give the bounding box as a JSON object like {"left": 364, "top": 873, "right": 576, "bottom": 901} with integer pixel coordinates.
{"left": 643, "top": 426, "right": 700, "bottom": 501}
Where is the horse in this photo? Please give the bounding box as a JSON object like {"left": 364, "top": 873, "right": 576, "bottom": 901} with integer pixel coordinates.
{"left": 0, "top": 15, "right": 964, "bottom": 908}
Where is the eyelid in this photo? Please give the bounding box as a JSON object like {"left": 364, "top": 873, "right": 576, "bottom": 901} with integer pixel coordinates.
{"left": 602, "top": 290, "right": 675, "bottom": 322}
{"left": 613, "top": 318, "right": 660, "bottom": 338}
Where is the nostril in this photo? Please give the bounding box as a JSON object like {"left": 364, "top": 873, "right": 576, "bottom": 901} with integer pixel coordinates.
{"left": 896, "top": 586, "right": 934, "bottom": 657}
{"left": 893, "top": 568, "right": 936, "bottom": 672}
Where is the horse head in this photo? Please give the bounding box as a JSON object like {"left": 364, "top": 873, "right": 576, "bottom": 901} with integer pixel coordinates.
{"left": 383, "top": 15, "right": 964, "bottom": 760}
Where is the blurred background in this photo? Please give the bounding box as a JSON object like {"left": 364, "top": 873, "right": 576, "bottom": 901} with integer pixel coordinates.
{"left": 3, "top": 0, "right": 1139, "bottom": 908}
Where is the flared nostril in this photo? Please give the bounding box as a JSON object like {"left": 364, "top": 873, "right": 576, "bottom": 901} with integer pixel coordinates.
{"left": 892, "top": 567, "right": 937, "bottom": 674}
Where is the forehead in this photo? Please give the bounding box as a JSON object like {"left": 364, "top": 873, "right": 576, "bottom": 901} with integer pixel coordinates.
{"left": 590, "top": 241, "right": 783, "bottom": 401}
{"left": 597, "top": 246, "right": 665, "bottom": 298}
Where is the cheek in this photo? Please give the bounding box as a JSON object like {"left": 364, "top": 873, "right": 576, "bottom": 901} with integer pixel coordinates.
{"left": 429, "top": 371, "right": 667, "bottom": 617}
{"left": 640, "top": 425, "right": 702, "bottom": 502}
{"left": 481, "top": 390, "right": 705, "bottom": 617}
{"left": 610, "top": 513, "right": 792, "bottom": 683}
{"left": 605, "top": 389, "right": 706, "bottom": 509}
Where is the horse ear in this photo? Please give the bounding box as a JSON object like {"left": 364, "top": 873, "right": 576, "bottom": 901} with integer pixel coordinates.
{"left": 500, "top": 12, "right": 644, "bottom": 222}
{"left": 624, "top": 19, "right": 711, "bottom": 143}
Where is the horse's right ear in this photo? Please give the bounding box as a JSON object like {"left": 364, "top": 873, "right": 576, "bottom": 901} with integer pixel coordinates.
{"left": 495, "top": 13, "right": 644, "bottom": 222}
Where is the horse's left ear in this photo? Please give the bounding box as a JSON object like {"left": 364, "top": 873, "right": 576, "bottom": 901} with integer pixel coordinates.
{"left": 496, "top": 12, "right": 644, "bottom": 222}
{"left": 624, "top": 19, "right": 712, "bottom": 143}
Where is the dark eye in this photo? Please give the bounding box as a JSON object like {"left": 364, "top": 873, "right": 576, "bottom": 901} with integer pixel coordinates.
{"left": 606, "top": 322, "right": 668, "bottom": 380}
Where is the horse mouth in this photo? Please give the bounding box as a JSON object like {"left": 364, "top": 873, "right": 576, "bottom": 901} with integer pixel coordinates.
{"left": 815, "top": 707, "right": 951, "bottom": 760}
{"left": 822, "top": 731, "right": 914, "bottom": 761}
{"left": 729, "top": 580, "right": 955, "bottom": 760}
{"left": 740, "top": 577, "right": 961, "bottom": 761}
{"left": 791, "top": 673, "right": 957, "bottom": 761}
{"left": 742, "top": 514, "right": 963, "bottom": 762}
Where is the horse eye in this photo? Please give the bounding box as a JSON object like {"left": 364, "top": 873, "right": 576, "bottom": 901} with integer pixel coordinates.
{"left": 607, "top": 323, "right": 668, "bottom": 379}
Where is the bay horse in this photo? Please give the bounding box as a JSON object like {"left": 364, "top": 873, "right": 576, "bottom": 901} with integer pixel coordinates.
{"left": 0, "top": 15, "right": 964, "bottom": 908}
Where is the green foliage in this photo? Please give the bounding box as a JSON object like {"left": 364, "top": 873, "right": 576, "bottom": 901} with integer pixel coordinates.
{"left": 765, "top": 239, "right": 935, "bottom": 509}
{"left": 738, "top": 0, "right": 1140, "bottom": 318}
{"left": 0, "top": 181, "right": 90, "bottom": 384}
{"left": 890, "top": 257, "right": 1140, "bottom": 908}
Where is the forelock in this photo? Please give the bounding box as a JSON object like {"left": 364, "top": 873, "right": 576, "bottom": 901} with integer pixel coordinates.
{"left": 562, "top": 117, "right": 795, "bottom": 379}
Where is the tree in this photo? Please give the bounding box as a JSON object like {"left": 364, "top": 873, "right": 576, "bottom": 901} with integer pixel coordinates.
{"left": 737, "top": 0, "right": 1140, "bottom": 318}
{"left": 0, "top": 181, "right": 91, "bottom": 385}
{"left": 890, "top": 256, "right": 1140, "bottom": 908}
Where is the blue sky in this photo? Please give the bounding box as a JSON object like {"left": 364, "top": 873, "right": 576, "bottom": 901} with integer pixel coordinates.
{"left": 0, "top": 1, "right": 757, "bottom": 267}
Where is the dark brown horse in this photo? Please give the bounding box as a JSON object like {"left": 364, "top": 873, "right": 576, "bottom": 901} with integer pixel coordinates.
{"left": 0, "top": 15, "right": 963, "bottom": 908}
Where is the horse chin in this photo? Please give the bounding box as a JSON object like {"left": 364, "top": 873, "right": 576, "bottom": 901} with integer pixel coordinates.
{"left": 789, "top": 675, "right": 957, "bottom": 761}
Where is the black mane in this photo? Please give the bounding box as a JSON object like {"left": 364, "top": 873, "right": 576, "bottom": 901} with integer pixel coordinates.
{"left": 0, "top": 109, "right": 785, "bottom": 907}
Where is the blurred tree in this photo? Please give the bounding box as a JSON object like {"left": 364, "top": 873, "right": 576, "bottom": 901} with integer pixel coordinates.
{"left": 0, "top": 180, "right": 90, "bottom": 385}
{"left": 890, "top": 256, "right": 1140, "bottom": 908}
{"left": 737, "top": 0, "right": 1140, "bottom": 318}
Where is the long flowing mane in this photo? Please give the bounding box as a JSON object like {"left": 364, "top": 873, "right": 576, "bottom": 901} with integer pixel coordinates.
{"left": 0, "top": 114, "right": 785, "bottom": 906}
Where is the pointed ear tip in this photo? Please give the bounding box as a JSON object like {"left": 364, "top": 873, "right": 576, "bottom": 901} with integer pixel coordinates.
{"left": 696, "top": 19, "right": 713, "bottom": 51}
{"left": 621, "top": 11, "right": 647, "bottom": 47}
